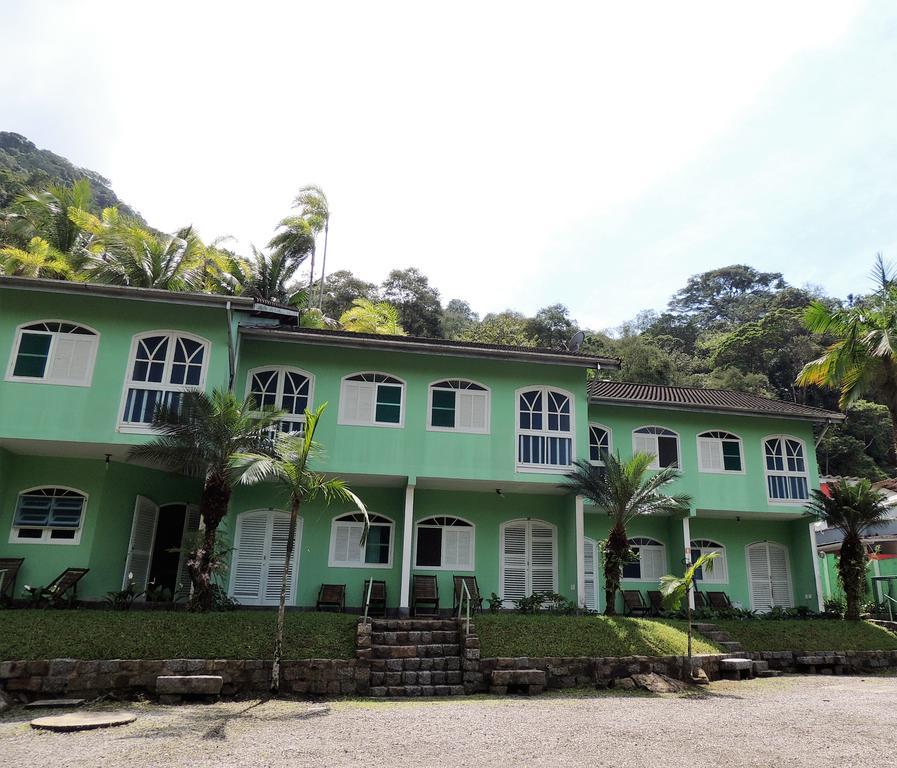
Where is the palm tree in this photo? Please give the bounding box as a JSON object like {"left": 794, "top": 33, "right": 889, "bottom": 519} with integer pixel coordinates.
{"left": 267, "top": 214, "right": 315, "bottom": 284}
{"left": 660, "top": 551, "right": 719, "bottom": 666}
{"left": 805, "top": 479, "right": 889, "bottom": 620}
{"left": 339, "top": 298, "right": 406, "bottom": 335}
{"left": 5, "top": 179, "right": 93, "bottom": 254}
{"left": 0, "top": 237, "right": 75, "bottom": 279}
{"left": 129, "top": 389, "right": 282, "bottom": 611}
{"left": 283, "top": 185, "right": 329, "bottom": 299}
{"left": 562, "top": 453, "right": 691, "bottom": 615}
{"left": 233, "top": 404, "right": 367, "bottom": 693}
{"left": 797, "top": 255, "right": 897, "bottom": 456}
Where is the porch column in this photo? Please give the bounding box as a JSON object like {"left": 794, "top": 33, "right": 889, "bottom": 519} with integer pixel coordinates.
{"left": 575, "top": 495, "right": 586, "bottom": 608}
{"left": 682, "top": 515, "right": 694, "bottom": 610}
{"left": 399, "top": 482, "right": 415, "bottom": 615}
{"left": 809, "top": 522, "right": 824, "bottom": 612}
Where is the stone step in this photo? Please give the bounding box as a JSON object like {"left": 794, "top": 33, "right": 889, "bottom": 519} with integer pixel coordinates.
{"left": 704, "top": 631, "right": 732, "bottom": 642}
{"left": 371, "top": 620, "right": 459, "bottom": 632}
{"left": 369, "top": 684, "right": 465, "bottom": 697}
{"left": 719, "top": 658, "right": 752, "bottom": 671}
{"left": 718, "top": 641, "right": 744, "bottom": 652}
{"left": 372, "top": 643, "right": 461, "bottom": 659}
{"left": 757, "top": 670, "right": 782, "bottom": 678}
{"left": 693, "top": 623, "right": 719, "bottom": 633}
{"left": 371, "top": 631, "right": 459, "bottom": 645}
{"left": 751, "top": 660, "right": 769, "bottom": 674}
{"left": 369, "top": 657, "right": 462, "bottom": 673}
{"left": 370, "top": 670, "right": 463, "bottom": 687}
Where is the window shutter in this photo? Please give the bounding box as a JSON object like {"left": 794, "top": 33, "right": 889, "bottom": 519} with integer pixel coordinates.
{"left": 748, "top": 544, "right": 774, "bottom": 612}
{"left": 698, "top": 439, "right": 722, "bottom": 471}
{"left": 633, "top": 434, "right": 655, "bottom": 458}
{"left": 331, "top": 522, "right": 364, "bottom": 565}
{"left": 231, "top": 511, "right": 269, "bottom": 604}
{"left": 501, "top": 524, "right": 527, "bottom": 604}
{"left": 265, "top": 513, "right": 299, "bottom": 604}
{"left": 340, "top": 381, "right": 375, "bottom": 423}
{"left": 530, "top": 523, "right": 557, "bottom": 594}
{"left": 641, "top": 546, "right": 666, "bottom": 582}
{"left": 583, "top": 539, "right": 598, "bottom": 611}
{"left": 123, "top": 495, "right": 159, "bottom": 592}
{"left": 48, "top": 336, "right": 95, "bottom": 384}
{"left": 444, "top": 527, "right": 473, "bottom": 569}
{"left": 457, "top": 391, "right": 487, "bottom": 431}
{"left": 175, "top": 504, "right": 202, "bottom": 594}
{"left": 768, "top": 545, "right": 792, "bottom": 608}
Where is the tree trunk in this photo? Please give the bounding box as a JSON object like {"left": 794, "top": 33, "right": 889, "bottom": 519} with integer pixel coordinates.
{"left": 603, "top": 523, "right": 629, "bottom": 616}
{"left": 307, "top": 244, "right": 316, "bottom": 293}
{"left": 271, "top": 497, "right": 302, "bottom": 693}
{"left": 317, "top": 220, "right": 329, "bottom": 310}
{"left": 839, "top": 533, "right": 867, "bottom": 621}
{"left": 186, "top": 477, "right": 231, "bottom": 613}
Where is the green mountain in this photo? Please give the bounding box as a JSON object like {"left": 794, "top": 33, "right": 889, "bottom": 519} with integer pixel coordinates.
{"left": 0, "top": 131, "right": 142, "bottom": 220}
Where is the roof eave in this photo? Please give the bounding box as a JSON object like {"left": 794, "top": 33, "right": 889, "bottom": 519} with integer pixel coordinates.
{"left": 588, "top": 397, "right": 845, "bottom": 423}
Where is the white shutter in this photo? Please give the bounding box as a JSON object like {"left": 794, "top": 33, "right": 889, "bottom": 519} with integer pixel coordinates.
{"left": 768, "top": 544, "right": 793, "bottom": 608}
{"left": 583, "top": 538, "right": 598, "bottom": 611}
{"left": 501, "top": 523, "right": 528, "bottom": 604}
{"left": 633, "top": 434, "right": 656, "bottom": 458}
{"left": 640, "top": 545, "right": 666, "bottom": 582}
{"left": 123, "top": 495, "right": 159, "bottom": 591}
{"left": 748, "top": 543, "right": 774, "bottom": 612}
{"left": 340, "top": 381, "right": 375, "bottom": 424}
{"left": 698, "top": 438, "right": 723, "bottom": 472}
{"left": 530, "top": 523, "right": 557, "bottom": 594}
{"left": 265, "top": 513, "right": 300, "bottom": 604}
{"left": 701, "top": 546, "right": 727, "bottom": 583}
{"left": 48, "top": 335, "right": 96, "bottom": 384}
{"left": 230, "top": 511, "right": 270, "bottom": 604}
{"left": 457, "top": 391, "right": 487, "bottom": 431}
{"left": 330, "top": 522, "right": 364, "bottom": 565}
{"left": 444, "top": 527, "right": 474, "bottom": 570}
{"left": 175, "top": 504, "right": 201, "bottom": 594}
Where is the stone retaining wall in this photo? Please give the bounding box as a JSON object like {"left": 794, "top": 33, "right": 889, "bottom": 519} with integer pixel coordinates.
{"left": 749, "top": 649, "right": 897, "bottom": 673}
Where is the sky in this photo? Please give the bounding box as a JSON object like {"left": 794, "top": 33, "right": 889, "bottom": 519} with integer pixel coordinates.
{"left": 2, "top": 1, "right": 896, "bottom": 331}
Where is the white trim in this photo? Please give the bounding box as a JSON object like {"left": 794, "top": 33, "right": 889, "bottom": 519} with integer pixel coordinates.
{"left": 696, "top": 431, "right": 745, "bottom": 475}
{"left": 745, "top": 540, "right": 794, "bottom": 612}
{"left": 425, "top": 379, "right": 491, "bottom": 435}
{"left": 8, "top": 485, "right": 88, "bottom": 546}
{"left": 575, "top": 496, "right": 586, "bottom": 607}
{"left": 227, "top": 508, "right": 302, "bottom": 606}
{"left": 587, "top": 422, "right": 613, "bottom": 466}
{"left": 632, "top": 425, "right": 681, "bottom": 470}
{"left": 498, "top": 518, "right": 558, "bottom": 603}
{"left": 245, "top": 365, "right": 315, "bottom": 431}
{"left": 327, "top": 511, "right": 396, "bottom": 569}
{"left": 809, "top": 522, "right": 824, "bottom": 611}
{"left": 622, "top": 536, "right": 667, "bottom": 582}
{"left": 337, "top": 371, "right": 406, "bottom": 428}
{"left": 514, "top": 385, "right": 576, "bottom": 474}
{"left": 762, "top": 434, "right": 810, "bottom": 505}
{"left": 583, "top": 535, "right": 600, "bottom": 612}
{"left": 689, "top": 538, "right": 729, "bottom": 584}
{"left": 5, "top": 320, "right": 100, "bottom": 387}
{"left": 400, "top": 486, "right": 415, "bottom": 609}
{"left": 682, "top": 518, "right": 694, "bottom": 610}
{"left": 412, "top": 514, "right": 476, "bottom": 571}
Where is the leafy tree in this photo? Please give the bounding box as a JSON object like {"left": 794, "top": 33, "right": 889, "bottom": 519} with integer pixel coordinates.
{"left": 267, "top": 215, "right": 315, "bottom": 277}
{"left": 460, "top": 310, "right": 535, "bottom": 347}
{"left": 129, "top": 390, "right": 282, "bottom": 612}
{"left": 234, "top": 404, "right": 366, "bottom": 692}
{"left": 701, "top": 366, "right": 774, "bottom": 396}
{"left": 816, "top": 400, "right": 894, "bottom": 479}
{"left": 562, "top": 453, "right": 691, "bottom": 615}
{"left": 4, "top": 179, "right": 93, "bottom": 253}
{"left": 805, "top": 479, "right": 889, "bottom": 620}
{"left": 527, "top": 304, "right": 577, "bottom": 349}
{"left": 660, "top": 551, "right": 719, "bottom": 665}
{"left": 0, "top": 236, "right": 75, "bottom": 279}
{"left": 273, "top": 185, "right": 329, "bottom": 295}
{"left": 610, "top": 332, "right": 680, "bottom": 384}
{"left": 381, "top": 267, "right": 444, "bottom": 338}
{"left": 443, "top": 299, "right": 479, "bottom": 340}
{"left": 339, "top": 298, "right": 405, "bottom": 335}
{"left": 313, "top": 269, "right": 379, "bottom": 320}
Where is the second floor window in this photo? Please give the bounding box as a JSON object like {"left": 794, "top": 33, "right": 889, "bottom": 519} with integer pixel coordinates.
{"left": 338, "top": 373, "right": 405, "bottom": 427}
{"left": 121, "top": 331, "right": 209, "bottom": 427}
{"left": 764, "top": 436, "right": 809, "bottom": 502}
{"left": 516, "top": 387, "right": 574, "bottom": 470}
{"left": 428, "top": 380, "right": 489, "bottom": 433}
{"left": 7, "top": 321, "right": 98, "bottom": 386}
{"left": 633, "top": 426, "right": 680, "bottom": 469}
{"left": 697, "top": 431, "right": 743, "bottom": 473}
{"left": 589, "top": 423, "right": 612, "bottom": 465}
{"left": 247, "top": 367, "right": 313, "bottom": 433}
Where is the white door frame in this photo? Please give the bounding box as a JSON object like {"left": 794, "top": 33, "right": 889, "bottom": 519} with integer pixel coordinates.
{"left": 228, "top": 509, "right": 302, "bottom": 606}
{"left": 499, "top": 518, "right": 558, "bottom": 604}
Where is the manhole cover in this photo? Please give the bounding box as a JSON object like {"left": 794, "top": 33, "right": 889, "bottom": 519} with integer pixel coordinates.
{"left": 30, "top": 711, "right": 136, "bottom": 732}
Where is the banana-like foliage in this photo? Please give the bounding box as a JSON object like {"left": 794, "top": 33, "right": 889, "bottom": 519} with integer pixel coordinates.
{"left": 339, "top": 297, "right": 406, "bottom": 335}
{"left": 4, "top": 179, "right": 93, "bottom": 253}
{"left": 0, "top": 236, "right": 77, "bottom": 279}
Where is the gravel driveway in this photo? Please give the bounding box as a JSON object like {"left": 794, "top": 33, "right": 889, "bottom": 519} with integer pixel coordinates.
{"left": 2, "top": 675, "right": 896, "bottom": 768}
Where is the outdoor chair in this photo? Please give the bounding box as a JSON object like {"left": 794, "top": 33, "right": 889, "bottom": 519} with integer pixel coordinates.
{"left": 24, "top": 567, "right": 89, "bottom": 607}
{"left": 316, "top": 584, "right": 346, "bottom": 612}
{"left": 622, "top": 590, "right": 649, "bottom": 616}
{"left": 412, "top": 575, "right": 439, "bottom": 616}
{"left": 693, "top": 590, "right": 710, "bottom": 610}
{"left": 707, "top": 591, "right": 733, "bottom": 610}
{"left": 452, "top": 575, "right": 483, "bottom": 614}
{"left": 0, "top": 558, "right": 24, "bottom": 605}
{"left": 362, "top": 579, "right": 387, "bottom": 617}
{"left": 647, "top": 589, "right": 665, "bottom": 616}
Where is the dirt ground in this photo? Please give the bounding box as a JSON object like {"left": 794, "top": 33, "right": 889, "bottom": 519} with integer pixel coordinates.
{"left": 2, "top": 675, "right": 896, "bottom": 768}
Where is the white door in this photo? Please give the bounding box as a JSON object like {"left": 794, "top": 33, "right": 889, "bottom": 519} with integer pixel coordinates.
{"left": 583, "top": 537, "right": 599, "bottom": 612}
{"left": 175, "top": 504, "right": 201, "bottom": 595}
{"left": 229, "top": 510, "right": 301, "bottom": 606}
{"left": 500, "top": 520, "right": 557, "bottom": 605}
{"left": 747, "top": 541, "right": 793, "bottom": 612}
{"left": 123, "top": 495, "right": 160, "bottom": 591}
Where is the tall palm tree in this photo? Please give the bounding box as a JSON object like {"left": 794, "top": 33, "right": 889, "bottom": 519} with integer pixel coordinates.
{"left": 339, "top": 298, "right": 406, "bottom": 335}
{"left": 661, "top": 551, "right": 719, "bottom": 665}
{"left": 5, "top": 179, "right": 93, "bottom": 254}
{"left": 0, "top": 237, "right": 76, "bottom": 279}
{"left": 288, "top": 185, "right": 330, "bottom": 299}
{"left": 797, "top": 255, "right": 897, "bottom": 456}
{"left": 233, "top": 404, "right": 367, "bottom": 692}
{"left": 562, "top": 453, "right": 691, "bottom": 615}
{"left": 129, "top": 389, "right": 282, "bottom": 612}
{"left": 267, "top": 214, "right": 315, "bottom": 282}
{"left": 805, "top": 479, "right": 889, "bottom": 620}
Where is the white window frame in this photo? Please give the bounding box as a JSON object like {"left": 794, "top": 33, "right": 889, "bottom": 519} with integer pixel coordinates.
{"left": 337, "top": 372, "right": 406, "bottom": 428}
{"left": 426, "top": 379, "right": 491, "bottom": 435}
{"left": 413, "top": 516, "right": 476, "bottom": 571}
{"left": 622, "top": 536, "right": 667, "bottom": 583}
{"left": 245, "top": 366, "right": 315, "bottom": 433}
{"left": 515, "top": 385, "right": 576, "bottom": 474}
{"left": 763, "top": 434, "right": 810, "bottom": 504}
{"left": 696, "top": 431, "right": 745, "bottom": 475}
{"left": 327, "top": 512, "right": 395, "bottom": 569}
{"left": 118, "top": 330, "right": 211, "bottom": 433}
{"left": 588, "top": 423, "right": 613, "bottom": 466}
{"left": 5, "top": 320, "right": 100, "bottom": 387}
{"left": 632, "top": 425, "right": 681, "bottom": 470}
{"left": 690, "top": 539, "right": 729, "bottom": 584}
{"left": 8, "top": 485, "right": 88, "bottom": 545}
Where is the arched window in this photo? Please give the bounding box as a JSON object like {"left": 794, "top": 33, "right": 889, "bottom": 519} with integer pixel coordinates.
{"left": 516, "top": 387, "right": 574, "bottom": 470}
{"left": 10, "top": 487, "right": 87, "bottom": 544}
{"left": 697, "top": 431, "right": 743, "bottom": 473}
{"left": 633, "top": 426, "right": 680, "bottom": 469}
{"left": 7, "top": 321, "right": 99, "bottom": 386}
{"left": 328, "top": 512, "right": 394, "bottom": 568}
{"left": 764, "top": 436, "right": 809, "bottom": 502}
{"left": 120, "top": 331, "right": 210, "bottom": 428}
{"left": 338, "top": 373, "right": 405, "bottom": 427}
{"left": 622, "top": 537, "right": 666, "bottom": 582}
{"left": 414, "top": 516, "right": 475, "bottom": 570}
{"left": 589, "top": 423, "right": 612, "bottom": 465}
{"left": 428, "top": 380, "right": 490, "bottom": 433}
{"left": 247, "top": 366, "right": 314, "bottom": 433}
{"left": 690, "top": 539, "right": 728, "bottom": 583}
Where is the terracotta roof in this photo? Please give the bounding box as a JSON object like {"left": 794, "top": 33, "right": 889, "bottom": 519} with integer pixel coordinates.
{"left": 588, "top": 380, "right": 844, "bottom": 422}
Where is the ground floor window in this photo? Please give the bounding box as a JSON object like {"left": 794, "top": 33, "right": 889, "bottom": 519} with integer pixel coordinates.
{"left": 414, "top": 516, "right": 474, "bottom": 570}
{"left": 10, "top": 487, "right": 86, "bottom": 544}
{"left": 690, "top": 539, "right": 728, "bottom": 583}
{"left": 622, "top": 537, "right": 666, "bottom": 582}
{"left": 329, "top": 513, "right": 394, "bottom": 568}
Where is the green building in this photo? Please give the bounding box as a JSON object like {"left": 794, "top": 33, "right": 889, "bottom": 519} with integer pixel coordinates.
{"left": 0, "top": 276, "right": 844, "bottom": 614}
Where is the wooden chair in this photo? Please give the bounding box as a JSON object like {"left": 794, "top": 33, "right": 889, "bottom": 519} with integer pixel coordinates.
{"left": 0, "top": 558, "right": 24, "bottom": 605}
{"left": 362, "top": 579, "right": 387, "bottom": 617}
{"left": 647, "top": 589, "right": 665, "bottom": 616}
{"left": 452, "top": 575, "right": 483, "bottom": 613}
{"left": 707, "top": 591, "right": 732, "bottom": 610}
{"left": 412, "top": 575, "right": 439, "bottom": 616}
{"left": 622, "top": 589, "right": 649, "bottom": 616}
{"left": 316, "top": 584, "right": 346, "bottom": 612}
{"left": 25, "top": 567, "right": 89, "bottom": 607}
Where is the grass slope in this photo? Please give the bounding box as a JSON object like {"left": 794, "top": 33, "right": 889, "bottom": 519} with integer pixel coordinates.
{"left": 715, "top": 620, "right": 897, "bottom": 652}
{"left": 477, "top": 614, "right": 720, "bottom": 658}
{"left": 0, "top": 611, "right": 357, "bottom": 660}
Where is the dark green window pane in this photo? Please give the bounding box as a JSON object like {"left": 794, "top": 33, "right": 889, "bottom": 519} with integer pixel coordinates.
{"left": 18, "top": 333, "right": 51, "bottom": 355}
{"left": 432, "top": 390, "right": 455, "bottom": 409}
{"left": 431, "top": 408, "right": 454, "bottom": 428}
{"left": 365, "top": 525, "right": 391, "bottom": 564}
{"left": 375, "top": 403, "right": 401, "bottom": 424}
{"left": 13, "top": 333, "right": 51, "bottom": 377}
{"left": 722, "top": 441, "right": 742, "bottom": 471}
{"left": 377, "top": 384, "right": 402, "bottom": 405}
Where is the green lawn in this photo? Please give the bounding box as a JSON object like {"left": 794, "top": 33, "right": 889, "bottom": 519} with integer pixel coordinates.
{"left": 0, "top": 610, "right": 358, "bottom": 660}
{"left": 476, "top": 614, "right": 720, "bottom": 657}
{"left": 714, "top": 619, "right": 897, "bottom": 652}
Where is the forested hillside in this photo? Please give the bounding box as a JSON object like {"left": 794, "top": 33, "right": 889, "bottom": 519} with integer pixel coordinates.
{"left": 0, "top": 132, "right": 893, "bottom": 481}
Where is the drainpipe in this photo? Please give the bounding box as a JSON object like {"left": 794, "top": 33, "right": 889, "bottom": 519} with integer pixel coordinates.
{"left": 814, "top": 419, "right": 834, "bottom": 449}
{"left": 225, "top": 301, "right": 237, "bottom": 392}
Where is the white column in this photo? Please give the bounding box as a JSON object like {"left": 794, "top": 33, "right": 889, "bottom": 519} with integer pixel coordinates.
{"left": 399, "top": 482, "right": 415, "bottom": 614}
{"left": 682, "top": 515, "right": 694, "bottom": 610}
{"left": 575, "top": 495, "right": 586, "bottom": 608}
{"left": 873, "top": 556, "right": 882, "bottom": 603}
{"left": 809, "top": 522, "right": 824, "bottom": 612}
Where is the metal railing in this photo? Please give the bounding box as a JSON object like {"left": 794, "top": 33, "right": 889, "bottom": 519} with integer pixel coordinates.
{"left": 457, "top": 580, "right": 472, "bottom": 636}
{"left": 883, "top": 594, "right": 896, "bottom": 623}
{"left": 362, "top": 578, "right": 374, "bottom": 623}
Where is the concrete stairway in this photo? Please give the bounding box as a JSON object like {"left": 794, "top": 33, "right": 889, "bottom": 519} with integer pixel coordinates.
{"left": 694, "top": 622, "right": 780, "bottom": 679}
{"left": 368, "top": 619, "right": 465, "bottom": 697}
{"left": 693, "top": 622, "right": 744, "bottom": 654}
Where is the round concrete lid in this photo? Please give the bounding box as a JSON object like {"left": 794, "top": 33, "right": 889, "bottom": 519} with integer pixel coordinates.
{"left": 30, "top": 711, "right": 136, "bottom": 732}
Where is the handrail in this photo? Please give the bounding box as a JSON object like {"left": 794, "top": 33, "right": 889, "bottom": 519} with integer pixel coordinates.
{"left": 362, "top": 578, "right": 374, "bottom": 623}
{"left": 883, "top": 593, "right": 897, "bottom": 623}
{"left": 457, "top": 580, "right": 472, "bottom": 636}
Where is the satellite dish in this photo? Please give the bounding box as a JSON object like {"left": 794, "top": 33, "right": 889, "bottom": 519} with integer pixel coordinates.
{"left": 566, "top": 330, "right": 586, "bottom": 353}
